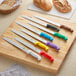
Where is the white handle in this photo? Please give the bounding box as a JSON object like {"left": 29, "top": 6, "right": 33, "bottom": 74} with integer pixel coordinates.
{"left": 27, "top": 50, "right": 41, "bottom": 61}
{"left": 3, "top": 37, "right": 41, "bottom": 61}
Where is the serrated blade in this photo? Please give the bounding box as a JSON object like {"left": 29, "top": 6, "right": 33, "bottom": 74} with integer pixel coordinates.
{"left": 16, "top": 21, "right": 40, "bottom": 35}
{"left": 22, "top": 29, "right": 47, "bottom": 43}
{"left": 22, "top": 15, "right": 46, "bottom": 26}
{"left": 3, "top": 37, "right": 28, "bottom": 53}
{"left": 15, "top": 38, "right": 41, "bottom": 53}
{"left": 3, "top": 37, "right": 42, "bottom": 61}
{"left": 11, "top": 29, "right": 36, "bottom": 44}
{"left": 28, "top": 22, "right": 54, "bottom": 34}
{"left": 34, "top": 15, "right": 61, "bottom": 27}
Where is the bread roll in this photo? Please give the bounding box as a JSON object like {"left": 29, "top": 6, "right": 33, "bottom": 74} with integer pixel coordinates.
{"left": 53, "top": 0, "right": 72, "bottom": 13}
{"left": 0, "top": 0, "right": 22, "bottom": 14}
{"left": 33, "top": 0, "right": 52, "bottom": 11}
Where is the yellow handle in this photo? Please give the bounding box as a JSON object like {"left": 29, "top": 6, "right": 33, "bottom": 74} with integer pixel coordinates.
{"left": 35, "top": 41, "right": 49, "bottom": 51}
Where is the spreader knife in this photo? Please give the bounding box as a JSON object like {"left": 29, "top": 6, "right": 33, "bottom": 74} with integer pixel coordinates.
{"left": 22, "top": 15, "right": 60, "bottom": 32}
{"left": 3, "top": 37, "right": 41, "bottom": 61}
{"left": 28, "top": 22, "right": 68, "bottom": 41}
{"left": 34, "top": 15, "right": 73, "bottom": 32}
{"left": 11, "top": 29, "right": 49, "bottom": 51}
{"left": 15, "top": 37, "right": 54, "bottom": 62}
{"left": 22, "top": 29, "right": 60, "bottom": 50}
{"left": 16, "top": 21, "right": 54, "bottom": 41}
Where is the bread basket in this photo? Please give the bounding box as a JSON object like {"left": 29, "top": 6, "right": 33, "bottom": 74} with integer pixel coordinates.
{"left": 0, "top": 0, "right": 22, "bottom": 14}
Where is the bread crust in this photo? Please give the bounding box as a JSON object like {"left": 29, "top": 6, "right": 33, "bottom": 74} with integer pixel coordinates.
{"left": 33, "top": 0, "right": 52, "bottom": 11}
{"left": 0, "top": 0, "right": 22, "bottom": 14}
{"left": 53, "top": 0, "right": 72, "bottom": 13}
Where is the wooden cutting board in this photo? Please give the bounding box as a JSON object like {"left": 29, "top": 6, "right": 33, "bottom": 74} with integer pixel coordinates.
{"left": 0, "top": 10, "right": 76, "bottom": 74}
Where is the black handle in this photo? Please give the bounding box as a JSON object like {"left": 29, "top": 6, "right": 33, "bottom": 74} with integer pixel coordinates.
{"left": 46, "top": 24, "right": 60, "bottom": 32}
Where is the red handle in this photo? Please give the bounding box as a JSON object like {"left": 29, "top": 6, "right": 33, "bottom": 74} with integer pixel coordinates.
{"left": 40, "top": 51, "right": 54, "bottom": 62}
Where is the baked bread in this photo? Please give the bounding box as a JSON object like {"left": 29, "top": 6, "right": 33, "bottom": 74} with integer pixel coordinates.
{"left": 53, "top": 0, "right": 72, "bottom": 13}
{"left": 0, "top": 0, "right": 22, "bottom": 14}
{"left": 33, "top": 0, "right": 52, "bottom": 11}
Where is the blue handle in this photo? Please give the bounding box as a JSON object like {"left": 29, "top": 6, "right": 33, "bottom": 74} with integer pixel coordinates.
{"left": 40, "top": 32, "right": 54, "bottom": 41}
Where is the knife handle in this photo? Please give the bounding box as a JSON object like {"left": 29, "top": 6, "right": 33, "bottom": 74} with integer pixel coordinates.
{"left": 40, "top": 51, "right": 54, "bottom": 62}
{"left": 40, "top": 32, "right": 54, "bottom": 41}
{"left": 35, "top": 41, "right": 49, "bottom": 52}
{"left": 60, "top": 25, "right": 73, "bottom": 33}
{"left": 53, "top": 32, "right": 68, "bottom": 41}
{"left": 46, "top": 42, "right": 60, "bottom": 50}
{"left": 27, "top": 50, "right": 41, "bottom": 61}
{"left": 46, "top": 24, "right": 60, "bottom": 32}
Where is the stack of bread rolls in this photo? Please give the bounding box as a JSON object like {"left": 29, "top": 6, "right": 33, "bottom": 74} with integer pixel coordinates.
{"left": 33, "top": 0, "right": 72, "bottom": 13}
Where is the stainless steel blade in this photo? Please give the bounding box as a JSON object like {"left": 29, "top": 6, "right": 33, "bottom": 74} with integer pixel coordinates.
{"left": 34, "top": 15, "right": 61, "bottom": 27}
{"left": 3, "top": 37, "right": 28, "bottom": 53}
{"left": 22, "top": 15, "right": 47, "bottom": 26}
{"left": 22, "top": 29, "right": 47, "bottom": 43}
{"left": 28, "top": 22, "right": 54, "bottom": 34}
{"left": 11, "top": 29, "right": 36, "bottom": 44}
{"left": 3, "top": 37, "right": 41, "bottom": 61}
{"left": 15, "top": 38, "right": 41, "bottom": 53}
{"left": 16, "top": 21, "right": 40, "bottom": 35}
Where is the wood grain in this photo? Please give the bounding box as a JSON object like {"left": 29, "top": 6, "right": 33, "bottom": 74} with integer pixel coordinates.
{"left": 0, "top": 10, "right": 76, "bottom": 74}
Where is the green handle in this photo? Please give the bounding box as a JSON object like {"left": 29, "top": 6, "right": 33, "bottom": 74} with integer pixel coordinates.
{"left": 53, "top": 32, "right": 68, "bottom": 41}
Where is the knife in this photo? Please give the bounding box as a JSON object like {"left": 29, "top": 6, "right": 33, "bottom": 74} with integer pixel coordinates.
{"left": 22, "top": 15, "right": 60, "bottom": 32}
{"left": 11, "top": 29, "right": 49, "bottom": 51}
{"left": 22, "top": 29, "right": 60, "bottom": 50}
{"left": 15, "top": 37, "right": 54, "bottom": 62}
{"left": 3, "top": 37, "right": 41, "bottom": 61}
{"left": 34, "top": 15, "right": 73, "bottom": 32}
{"left": 16, "top": 21, "right": 54, "bottom": 41}
{"left": 28, "top": 22, "right": 68, "bottom": 41}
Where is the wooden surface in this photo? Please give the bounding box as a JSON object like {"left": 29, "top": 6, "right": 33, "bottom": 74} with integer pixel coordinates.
{"left": 0, "top": 10, "right": 76, "bottom": 74}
